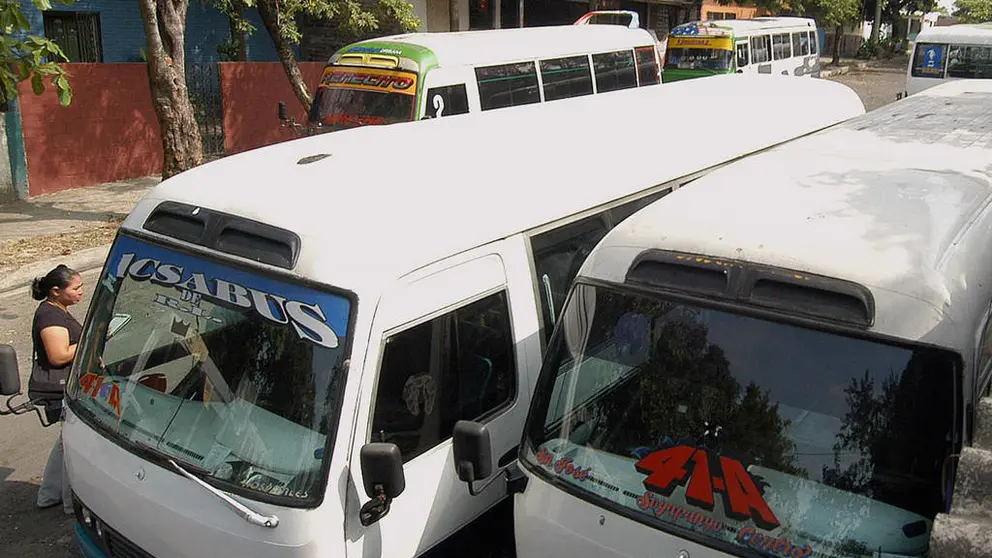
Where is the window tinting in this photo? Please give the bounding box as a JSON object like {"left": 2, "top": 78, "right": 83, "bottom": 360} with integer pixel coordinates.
{"left": 947, "top": 45, "right": 992, "bottom": 79}
{"left": 809, "top": 30, "right": 818, "bottom": 54}
{"left": 736, "top": 42, "right": 749, "bottom": 68}
{"left": 772, "top": 33, "right": 792, "bottom": 60}
{"left": 792, "top": 32, "right": 810, "bottom": 56}
{"left": 476, "top": 62, "right": 541, "bottom": 111}
{"left": 750, "top": 35, "right": 771, "bottom": 63}
{"left": 371, "top": 292, "right": 516, "bottom": 462}
{"left": 592, "top": 50, "right": 638, "bottom": 93}
{"left": 540, "top": 56, "right": 594, "bottom": 101}
{"left": 424, "top": 84, "right": 471, "bottom": 118}
{"left": 525, "top": 284, "right": 958, "bottom": 557}
{"left": 635, "top": 47, "right": 660, "bottom": 86}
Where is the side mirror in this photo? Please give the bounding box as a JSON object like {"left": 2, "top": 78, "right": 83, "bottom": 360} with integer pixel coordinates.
{"left": 0, "top": 344, "right": 20, "bottom": 396}
{"left": 359, "top": 443, "right": 405, "bottom": 526}
{"left": 278, "top": 101, "right": 288, "bottom": 122}
{"left": 453, "top": 420, "right": 493, "bottom": 493}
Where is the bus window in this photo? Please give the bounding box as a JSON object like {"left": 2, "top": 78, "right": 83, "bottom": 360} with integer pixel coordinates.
{"left": 540, "top": 56, "right": 594, "bottom": 101}
{"left": 736, "top": 42, "right": 749, "bottom": 68}
{"left": 635, "top": 46, "right": 660, "bottom": 86}
{"left": 751, "top": 35, "right": 771, "bottom": 63}
{"left": 592, "top": 50, "right": 638, "bottom": 93}
{"left": 424, "top": 84, "right": 470, "bottom": 118}
{"left": 912, "top": 43, "right": 948, "bottom": 78}
{"left": 793, "top": 32, "right": 809, "bottom": 56}
{"left": 947, "top": 45, "right": 992, "bottom": 79}
{"left": 772, "top": 33, "right": 792, "bottom": 60}
{"left": 476, "top": 62, "right": 541, "bottom": 111}
{"left": 809, "top": 30, "right": 818, "bottom": 54}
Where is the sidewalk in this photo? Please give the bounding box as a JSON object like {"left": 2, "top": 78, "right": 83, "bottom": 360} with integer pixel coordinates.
{"left": 0, "top": 175, "right": 160, "bottom": 294}
{"left": 819, "top": 52, "right": 909, "bottom": 78}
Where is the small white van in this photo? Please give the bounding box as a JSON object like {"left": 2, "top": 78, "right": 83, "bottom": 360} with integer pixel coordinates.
{"left": 905, "top": 22, "right": 992, "bottom": 96}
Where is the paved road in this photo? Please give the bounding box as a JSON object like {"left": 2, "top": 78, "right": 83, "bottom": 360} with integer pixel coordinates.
{"left": 824, "top": 58, "right": 909, "bottom": 112}
{"left": 0, "top": 270, "right": 98, "bottom": 558}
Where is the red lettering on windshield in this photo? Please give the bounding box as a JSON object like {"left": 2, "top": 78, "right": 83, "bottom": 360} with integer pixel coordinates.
{"left": 635, "top": 445, "right": 780, "bottom": 530}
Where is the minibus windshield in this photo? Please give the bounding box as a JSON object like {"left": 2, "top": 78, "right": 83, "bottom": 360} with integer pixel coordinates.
{"left": 308, "top": 66, "right": 419, "bottom": 131}
{"left": 664, "top": 47, "right": 733, "bottom": 72}
{"left": 523, "top": 282, "right": 959, "bottom": 558}
{"left": 67, "top": 235, "right": 353, "bottom": 505}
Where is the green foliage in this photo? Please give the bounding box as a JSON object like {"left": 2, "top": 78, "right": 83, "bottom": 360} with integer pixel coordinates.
{"left": 0, "top": 0, "right": 74, "bottom": 106}
{"left": 216, "top": 0, "right": 420, "bottom": 51}
{"left": 955, "top": 0, "right": 992, "bottom": 23}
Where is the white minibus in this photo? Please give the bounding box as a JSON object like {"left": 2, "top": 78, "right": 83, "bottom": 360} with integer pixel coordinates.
{"left": 300, "top": 11, "right": 661, "bottom": 132}
{"left": 454, "top": 79, "right": 992, "bottom": 558}
{"left": 905, "top": 22, "right": 992, "bottom": 96}
{"left": 9, "top": 76, "right": 863, "bottom": 558}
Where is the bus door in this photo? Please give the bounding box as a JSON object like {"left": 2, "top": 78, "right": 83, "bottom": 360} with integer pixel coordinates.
{"left": 735, "top": 40, "right": 749, "bottom": 73}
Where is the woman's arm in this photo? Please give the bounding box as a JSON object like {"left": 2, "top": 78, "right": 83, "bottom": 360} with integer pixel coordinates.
{"left": 40, "top": 325, "right": 77, "bottom": 367}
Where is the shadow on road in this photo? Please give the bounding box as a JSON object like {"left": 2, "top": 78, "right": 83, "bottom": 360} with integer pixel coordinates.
{"left": 0, "top": 467, "right": 81, "bottom": 557}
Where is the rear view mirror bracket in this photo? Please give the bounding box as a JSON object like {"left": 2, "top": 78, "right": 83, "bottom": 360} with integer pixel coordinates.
{"left": 0, "top": 344, "right": 57, "bottom": 427}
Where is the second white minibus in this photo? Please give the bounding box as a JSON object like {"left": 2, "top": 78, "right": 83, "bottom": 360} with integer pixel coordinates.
{"left": 452, "top": 79, "right": 992, "bottom": 558}
{"left": 905, "top": 22, "right": 992, "bottom": 96}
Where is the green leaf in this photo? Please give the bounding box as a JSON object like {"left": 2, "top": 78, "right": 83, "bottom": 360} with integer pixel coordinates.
{"left": 31, "top": 73, "right": 44, "bottom": 95}
{"left": 56, "top": 81, "right": 72, "bottom": 106}
{"left": 32, "top": 0, "right": 53, "bottom": 11}
{"left": 17, "top": 61, "right": 30, "bottom": 80}
{"left": 13, "top": 6, "right": 30, "bottom": 30}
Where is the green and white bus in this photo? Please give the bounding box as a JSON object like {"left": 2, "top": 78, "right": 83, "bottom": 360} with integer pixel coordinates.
{"left": 304, "top": 11, "right": 662, "bottom": 132}
{"left": 663, "top": 17, "right": 820, "bottom": 83}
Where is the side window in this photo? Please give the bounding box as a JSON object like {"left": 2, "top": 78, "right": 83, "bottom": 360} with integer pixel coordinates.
{"left": 540, "top": 56, "right": 593, "bottom": 101}
{"left": 736, "top": 42, "right": 749, "bottom": 68}
{"left": 592, "top": 50, "right": 638, "bottom": 93}
{"left": 792, "top": 32, "right": 804, "bottom": 56}
{"left": 772, "top": 33, "right": 792, "bottom": 60}
{"left": 531, "top": 215, "right": 610, "bottom": 342}
{"left": 979, "top": 313, "right": 992, "bottom": 395}
{"left": 912, "top": 43, "right": 948, "bottom": 78}
{"left": 424, "top": 84, "right": 470, "bottom": 119}
{"left": 371, "top": 292, "right": 516, "bottom": 462}
{"left": 635, "top": 46, "right": 660, "bottom": 86}
{"left": 947, "top": 45, "right": 992, "bottom": 79}
{"left": 750, "top": 35, "right": 771, "bottom": 63}
{"left": 476, "top": 62, "right": 541, "bottom": 111}
{"left": 808, "top": 30, "right": 818, "bottom": 54}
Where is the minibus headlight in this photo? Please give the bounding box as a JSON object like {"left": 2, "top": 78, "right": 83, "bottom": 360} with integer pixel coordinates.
{"left": 82, "top": 507, "right": 92, "bottom": 527}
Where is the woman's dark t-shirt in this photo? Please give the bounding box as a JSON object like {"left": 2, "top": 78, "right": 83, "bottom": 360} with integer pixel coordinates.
{"left": 30, "top": 302, "right": 82, "bottom": 398}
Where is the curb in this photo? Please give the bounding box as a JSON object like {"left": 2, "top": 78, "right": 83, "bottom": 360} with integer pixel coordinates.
{"left": 820, "top": 65, "right": 851, "bottom": 78}
{"left": 0, "top": 244, "right": 111, "bottom": 296}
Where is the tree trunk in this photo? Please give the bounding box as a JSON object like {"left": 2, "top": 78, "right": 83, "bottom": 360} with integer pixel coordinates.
{"left": 869, "top": 0, "right": 883, "bottom": 51}
{"left": 832, "top": 25, "right": 843, "bottom": 66}
{"left": 139, "top": 0, "right": 204, "bottom": 179}
{"left": 258, "top": 0, "right": 312, "bottom": 114}
{"left": 449, "top": 0, "right": 459, "bottom": 31}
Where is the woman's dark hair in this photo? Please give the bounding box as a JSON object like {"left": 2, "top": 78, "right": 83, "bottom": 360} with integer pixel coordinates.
{"left": 31, "top": 264, "right": 79, "bottom": 301}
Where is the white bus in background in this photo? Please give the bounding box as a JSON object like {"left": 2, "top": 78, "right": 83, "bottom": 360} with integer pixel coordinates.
{"left": 451, "top": 79, "right": 991, "bottom": 558}
{"left": 33, "top": 76, "right": 863, "bottom": 558}
{"left": 295, "top": 11, "right": 662, "bottom": 133}
{"left": 663, "top": 17, "right": 820, "bottom": 83}
{"left": 905, "top": 22, "right": 992, "bottom": 96}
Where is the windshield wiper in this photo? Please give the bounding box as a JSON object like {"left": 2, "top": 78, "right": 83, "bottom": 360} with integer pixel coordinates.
{"left": 168, "top": 459, "right": 280, "bottom": 529}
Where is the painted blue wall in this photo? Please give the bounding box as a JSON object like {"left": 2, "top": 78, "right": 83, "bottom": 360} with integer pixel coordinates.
{"left": 19, "top": 0, "right": 281, "bottom": 64}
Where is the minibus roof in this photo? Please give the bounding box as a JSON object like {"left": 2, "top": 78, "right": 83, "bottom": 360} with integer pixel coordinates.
{"left": 681, "top": 17, "right": 816, "bottom": 36}
{"left": 915, "top": 23, "right": 992, "bottom": 45}
{"left": 583, "top": 79, "right": 992, "bottom": 349}
{"left": 121, "top": 75, "right": 863, "bottom": 296}
{"left": 344, "top": 25, "right": 657, "bottom": 69}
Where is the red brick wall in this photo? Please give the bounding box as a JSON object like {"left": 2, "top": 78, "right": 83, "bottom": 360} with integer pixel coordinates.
{"left": 17, "top": 63, "right": 162, "bottom": 196}
{"left": 219, "top": 62, "right": 325, "bottom": 155}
